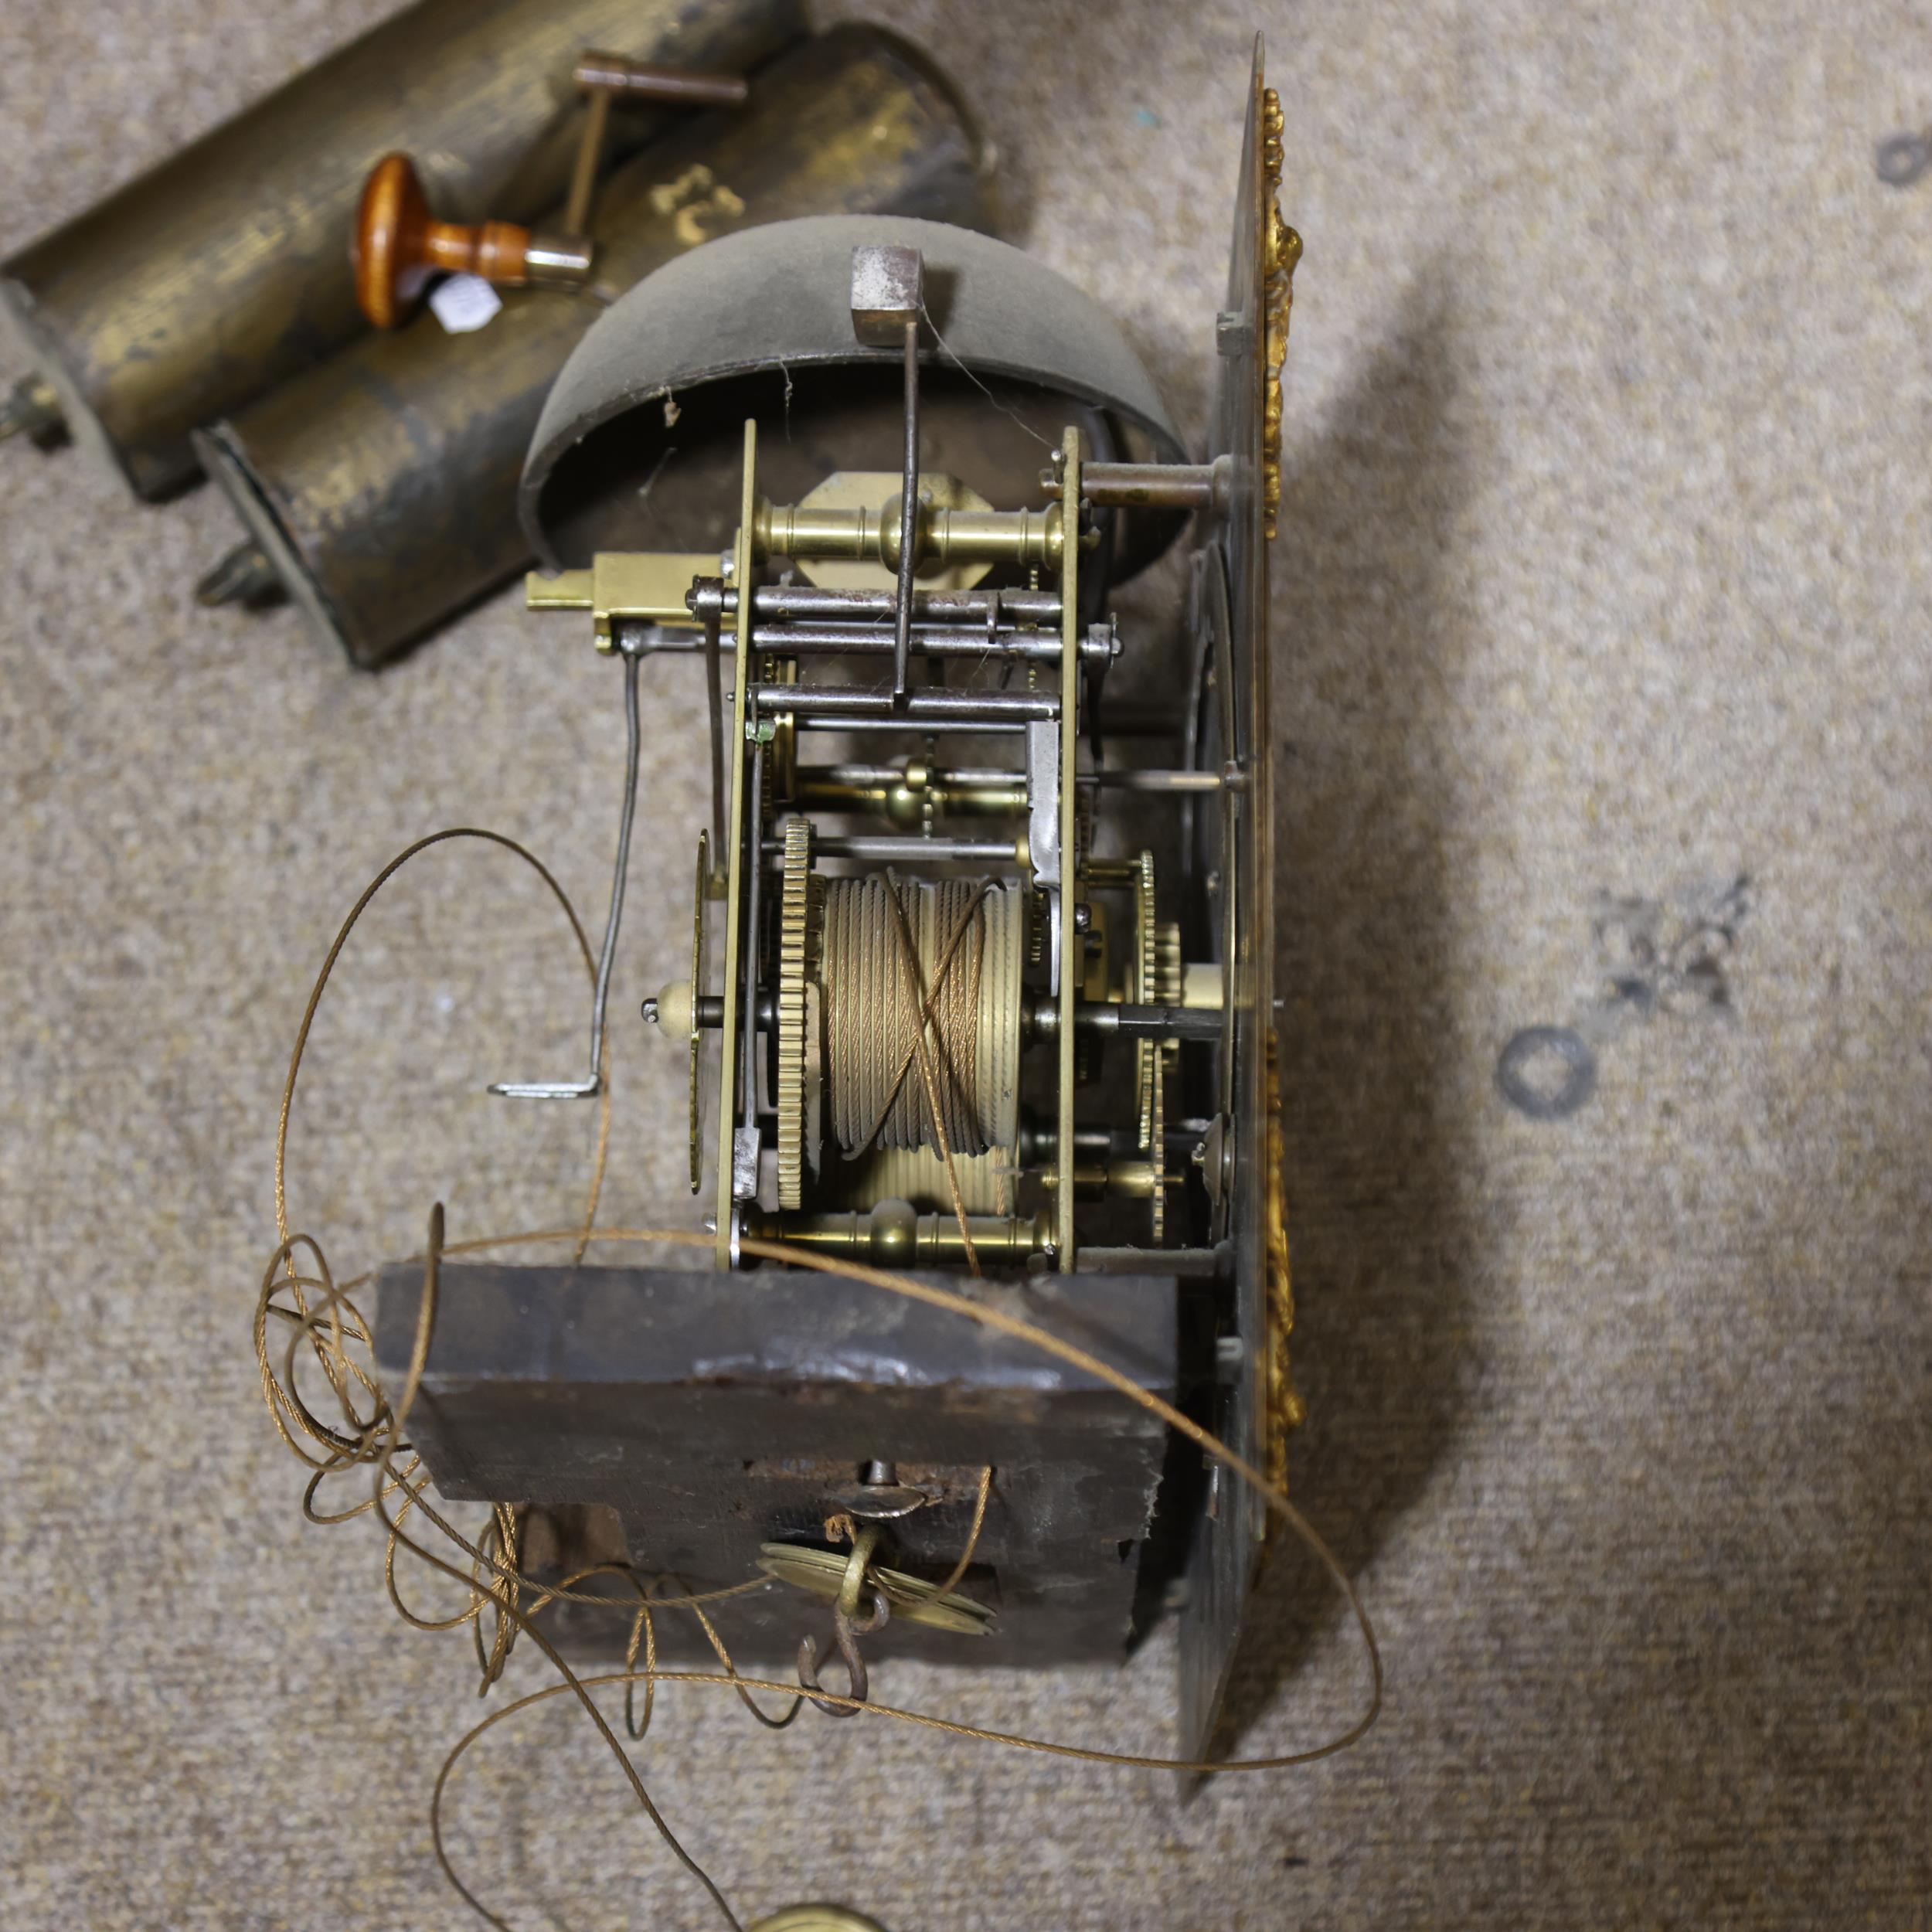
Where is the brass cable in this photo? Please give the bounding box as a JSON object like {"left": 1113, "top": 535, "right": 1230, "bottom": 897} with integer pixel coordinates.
{"left": 336, "top": 1220, "right": 1382, "bottom": 1932}
{"left": 257, "top": 830, "right": 1381, "bottom": 1932}
{"left": 828, "top": 876, "right": 995, "bottom": 1158}
{"left": 270, "top": 828, "right": 612, "bottom": 1264}
{"left": 262, "top": 1214, "right": 1380, "bottom": 1931}
{"left": 881, "top": 874, "right": 981, "bottom": 1274}
{"left": 930, "top": 1463, "right": 994, "bottom": 1600}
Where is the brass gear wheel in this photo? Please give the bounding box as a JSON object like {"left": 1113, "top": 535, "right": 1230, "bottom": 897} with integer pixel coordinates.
{"left": 776, "top": 817, "right": 819, "bottom": 1209}
{"left": 1134, "top": 850, "right": 1158, "bottom": 1153}
{"left": 1132, "top": 850, "right": 1172, "bottom": 1245}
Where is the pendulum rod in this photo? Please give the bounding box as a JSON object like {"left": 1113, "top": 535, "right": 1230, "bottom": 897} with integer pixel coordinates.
{"left": 1056, "top": 425, "right": 1083, "bottom": 1270}
{"left": 893, "top": 314, "right": 921, "bottom": 701}
{"left": 713, "top": 420, "right": 760, "bottom": 1267}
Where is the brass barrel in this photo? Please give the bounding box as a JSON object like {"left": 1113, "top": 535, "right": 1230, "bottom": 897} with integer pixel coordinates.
{"left": 741, "top": 1202, "right": 1052, "bottom": 1268}
{"left": 754, "top": 495, "right": 1066, "bottom": 570}
{"left": 0, "top": 0, "right": 804, "bottom": 500}
{"left": 192, "top": 27, "right": 987, "bottom": 668}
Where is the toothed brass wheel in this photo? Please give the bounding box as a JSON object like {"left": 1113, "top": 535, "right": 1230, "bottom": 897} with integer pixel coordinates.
{"left": 776, "top": 817, "right": 818, "bottom": 1209}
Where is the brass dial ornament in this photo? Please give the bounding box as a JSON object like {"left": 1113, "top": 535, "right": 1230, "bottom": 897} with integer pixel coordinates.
{"left": 1260, "top": 86, "right": 1303, "bottom": 541}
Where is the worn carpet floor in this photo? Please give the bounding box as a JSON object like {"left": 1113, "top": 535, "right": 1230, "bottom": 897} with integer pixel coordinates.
{"left": 2, "top": 1, "right": 1928, "bottom": 1927}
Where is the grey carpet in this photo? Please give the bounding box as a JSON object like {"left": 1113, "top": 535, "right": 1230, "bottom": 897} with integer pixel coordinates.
{"left": 2, "top": 1, "right": 1927, "bottom": 1926}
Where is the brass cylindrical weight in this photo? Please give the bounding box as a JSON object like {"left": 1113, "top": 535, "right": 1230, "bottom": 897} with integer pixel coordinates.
{"left": 192, "top": 27, "right": 986, "bottom": 668}
{"left": 0, "top": 0, "right": 804, "bottom": 500}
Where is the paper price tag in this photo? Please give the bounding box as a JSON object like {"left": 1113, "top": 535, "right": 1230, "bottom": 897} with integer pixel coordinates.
{"left": 429, "top": 273, "right": 503, "bottom": 335}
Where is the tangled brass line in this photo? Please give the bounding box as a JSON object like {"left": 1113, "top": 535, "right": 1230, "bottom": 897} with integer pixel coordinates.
{"left": 828, "top": 872, "right": 998, "bottom": 1273}
{"left": 257, "top": 828, "right": 1381, "bottom": 1932}
{"left": 825, "top": 875, "right": 988, "bottom": 1157}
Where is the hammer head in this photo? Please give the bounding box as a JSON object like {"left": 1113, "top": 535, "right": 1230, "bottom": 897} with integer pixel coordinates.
{"left": 849, "top": 243, "right": 924, "bottom": 346}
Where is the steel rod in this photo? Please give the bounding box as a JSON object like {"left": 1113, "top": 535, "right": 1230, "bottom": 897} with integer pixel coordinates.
{"left": 1083, "top": 768, "right": 1224, "bottom": 792}
{"left": 675, "top": 992, "right": 1217, "bottom": 1040}
{"left": 787, "top": 716, "right": 1027, "bottom": 736}
{"left": 1056, "top": 428, "right": 1082, "bottom": 1272}
{"left": 1039, "top": 458, "right": 1226, "bottom": 511}
{"left": 701, "top": 603, "right": 727, "bottom": 858}
{"left": 740, "top": 737, "right": 764, "bottom": 1132}
{"left": 714, "top": 418, "right": 759, "bottom": 1262}
{"left": 750, "top": 683, "right": 1056, "bottom": 721}
{"left": 1074, "top": 1244, "right": 1229, "bottom": 1279}
{"left": 573, "top": 53, "right": 751, "bottom": 106}
{"left": 753, "top": 584, "right": 1062, "bottom": 624}
{"left": 761, "top": 834, "right": 1019, "bottom": 863}
{"left": 893, "top": 315, "right": 921, "bottom": 699}
{"left": 563, "top": 82, "right": 614, "bottom": 236}
{"left": 1028, "top": 1000, "right": 1224, "bottom": 1043}
{"left": 488, "top": 647, "right": 640, "bottom": 1100}
{"left": 751, "top": 623, "right": 1099, "bottom": 662}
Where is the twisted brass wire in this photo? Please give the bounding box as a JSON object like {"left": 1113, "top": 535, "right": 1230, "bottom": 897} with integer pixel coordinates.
{"left": 824, "top": 873, "right": 1004, "bottom": 1273}
{"left": 258, "top": 831, "right": 1381, "bottom": 1932}
{"left": 825, "top": 875, "right": 986, "bottom": 1156}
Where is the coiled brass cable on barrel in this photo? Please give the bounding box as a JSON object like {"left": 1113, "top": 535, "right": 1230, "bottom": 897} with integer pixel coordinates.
{"left": 820, "top": 876, "right": 1025, "bottom": 1163}
{"left": 828, "top": 876, "right": 975, "bottom": 1155}
{"left": 772, "top": 856, "right": 1026, "bottom": 1220}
